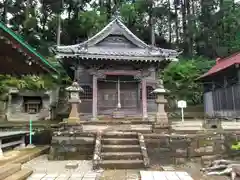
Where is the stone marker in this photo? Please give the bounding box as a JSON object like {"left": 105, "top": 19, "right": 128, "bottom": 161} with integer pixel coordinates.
{"left": 65, "top": 162, "right": 79, "bottom": 169}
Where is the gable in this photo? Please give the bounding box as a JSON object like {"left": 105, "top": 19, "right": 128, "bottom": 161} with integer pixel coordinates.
{"left": 77, "top": 18, "right": 149, "bottom": 49}
{"left": 96, "top": 35, "right": 137, "bottom": 48}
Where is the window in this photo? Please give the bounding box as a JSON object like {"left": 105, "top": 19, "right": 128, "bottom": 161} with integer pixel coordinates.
{"left": 147, "top": 86, "right": 156, "bottom": 99}
{"left": 81, "top": 85, "right": 92, "bottom": 100}
{"left": 23, "top": 96, "right": 42, "bottom": 114}
{"left": 140, "top": 86, "right": 156, "bottom": 100}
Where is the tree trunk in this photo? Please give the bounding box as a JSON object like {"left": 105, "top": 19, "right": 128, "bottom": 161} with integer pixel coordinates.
{"left": 186, "top": 0, "right": 193, "bottom": 56}
{"left": 2, "top": 0, "right": 8, "bottom": 24}
{"left": 148, "top": 0, "right": 155, "bottom": 46}
{"left": 106, "top": 0, "right": 112, "bottom": 21}
{"left": 168, "top": 0, "right": 172, "bottom": 43}
{"left": 174, "top": 0, "right": 179, "bottom": 46}
{"left": 181, "top": 0, "right": 187, "bottom": 55}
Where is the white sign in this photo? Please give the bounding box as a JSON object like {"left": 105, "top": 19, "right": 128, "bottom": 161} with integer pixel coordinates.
{"left": 177, "top": 100, "right": 187, "bottom": 108}
{"left": 177, "top": 100, "right": 187, "bottom": 122}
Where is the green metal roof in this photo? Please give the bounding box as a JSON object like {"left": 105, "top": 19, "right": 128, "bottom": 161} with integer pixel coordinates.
{"left": 0, "top": 21, "right": 59, "bottom": 74}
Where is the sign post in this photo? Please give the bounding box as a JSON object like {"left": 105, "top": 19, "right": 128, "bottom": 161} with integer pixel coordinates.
{"left": 177, "top": 100, "right": 187, "bottom": 122}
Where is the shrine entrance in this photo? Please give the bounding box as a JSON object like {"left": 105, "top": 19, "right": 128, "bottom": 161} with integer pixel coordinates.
{"left": 98, "top": 75, "right": 140, "bottom": 115}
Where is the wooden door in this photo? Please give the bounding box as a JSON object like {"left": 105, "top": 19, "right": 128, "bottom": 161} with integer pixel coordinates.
{"left": 120, "top": 82, "right": 138, "bottom": 109}
{"left": 98, "top": 90, "right": 117, "bottom": 108}
{"left": 120, "top": 91, "right": 137, "bottom": 108}
{"left": 98, "top": 82, "right": 117, "bottom": 111}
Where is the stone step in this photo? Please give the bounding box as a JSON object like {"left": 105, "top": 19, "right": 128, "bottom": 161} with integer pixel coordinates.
{"left": 102, "top": 145, "right": 140, "bottom": 152}
{"left": 99, "top": 159, "right": 144, "bottom": 169}
{"left": 128, "top": 129, "right": 152, "bottom": 133}
{"left": 0, "top": 164, "right": 21, "bottom": 180}
{"left": 102, "top": 131, "right": 138, "bottom": 139}
{"left": 3, "top": 168, "right": 33, "bottom": 180}
{"left": 102, "top": 138, "right": 139, "bottom": 145}
{"left": 101, "top": 152, "right": 142, "bottom": 160}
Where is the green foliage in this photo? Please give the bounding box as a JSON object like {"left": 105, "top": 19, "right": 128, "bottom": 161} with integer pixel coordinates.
{"left": 0, "top": 75, "right": 58, "bottom": 95}
{"left": 163, "top": 57, "right": 215, "bottom": 105}
{"left": 231, "top": 142, "right": 240, "bottom": 150}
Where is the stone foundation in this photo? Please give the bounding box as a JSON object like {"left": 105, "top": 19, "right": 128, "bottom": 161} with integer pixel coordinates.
{"left": 48, "top": 120, "right": 240, "bottom": 167}
{"left": 48, "top": 130, "right": 95, "bottom": 160}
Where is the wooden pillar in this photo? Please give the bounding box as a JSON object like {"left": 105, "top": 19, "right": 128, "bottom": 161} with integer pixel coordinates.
{"left": 142, "top": 78, "right": 148, "bottom": 120}
{"left": 92, "top": 74, "right": 98, "bottom": 120}
{"left": 237, "top": 64, "right": 240, "bottom": 83}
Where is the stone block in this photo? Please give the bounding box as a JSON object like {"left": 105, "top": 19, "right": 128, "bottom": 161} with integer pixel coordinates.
{"left": 201, "top": 155, "right": 221, "bottom": 165}
{"left": 174, "top": 157, "right": 186, "bottom": 164}
{"left": 65, "top": 162, "right": 79, "bottom": 169}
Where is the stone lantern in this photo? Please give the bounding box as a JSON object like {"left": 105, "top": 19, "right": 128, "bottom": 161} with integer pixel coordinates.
{"left": 152, "top": 80, "right": 169, "bottom": 132}
{"left": 65, "top": 81, "right": 83, "bottom": 124}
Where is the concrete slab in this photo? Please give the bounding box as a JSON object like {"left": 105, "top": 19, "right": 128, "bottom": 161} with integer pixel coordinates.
{"left": 25, "top": 155, "right": 100, "bottom": 180}
{"left": 45, "top": 173, "right": 59, "bottom": 178}
{"left": 28, "top": 173, "right": 46, "bottom": 178}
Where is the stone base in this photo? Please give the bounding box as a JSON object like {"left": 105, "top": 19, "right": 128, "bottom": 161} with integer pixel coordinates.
{"left": 91, "top": 117, "right": 99, "bottom": 121}
{"left": 152, "top": 123, "right": 170, "bottom": 133}
{"left": 49, "top": 132, "right": 95, "bottom": 160}
{"left": 112, "top": 110, "right": 125, "bottom": 119}
{"left": 65, "top": 118, "right": 81, "bottom": 125}
{"left": 203, "top": 119, "right": 222, "bottom": 130}
{"left": 155, "top": 112, "right": 168, "bottom": 123}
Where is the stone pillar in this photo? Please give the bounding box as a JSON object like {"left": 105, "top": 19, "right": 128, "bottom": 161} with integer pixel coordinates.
{"left": 155, "top": 94, "right": 168, "bottom": 124}
{"left": 92, "top": 74, "right": 98, "bottom": 120}
{"left": 152, "top": 80, "right": 169, "bottom": 133}
{"left": 142, "top": 78, "right": 148, "bottom": 120}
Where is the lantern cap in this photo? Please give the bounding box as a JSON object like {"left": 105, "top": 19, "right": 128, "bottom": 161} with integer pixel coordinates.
{"left": 65, "top": 81, "right": 84, "bottom": 92}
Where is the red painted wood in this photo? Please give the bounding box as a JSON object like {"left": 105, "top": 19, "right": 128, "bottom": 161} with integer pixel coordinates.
{"left": 92, "top": 74, "right": 98, "bottom": 119}
{"left": 142, "top": 78, "right": 148, "bottom": 119}
{"left": 103, "top": 70, "right": 140, "bottom": 76}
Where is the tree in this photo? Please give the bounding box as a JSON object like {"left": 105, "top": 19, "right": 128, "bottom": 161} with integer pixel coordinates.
{"left": 163, "top": 57, "right": 215, "bottom": 105}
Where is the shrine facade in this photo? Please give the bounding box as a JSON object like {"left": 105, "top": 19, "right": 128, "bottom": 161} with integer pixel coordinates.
{"left": 54, "top": 16, "right": 179, "bottom": 120}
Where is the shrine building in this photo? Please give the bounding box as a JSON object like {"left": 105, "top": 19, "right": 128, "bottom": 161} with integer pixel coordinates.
{"left": 0, "top": 22, "right": 58, "bottom": 75}
{"left": 0, "top": 21, "right": 59, "bottom": 121}
{"left": 54, "top": 16, "right": 179, "bottom": 120}
{"left": 199, "top": 53, "right": 240, "bottom": 118}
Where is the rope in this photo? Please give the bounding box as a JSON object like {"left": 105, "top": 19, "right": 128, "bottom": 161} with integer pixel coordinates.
{"left": 98, "top": 79, "right": 140, "bottom": 83}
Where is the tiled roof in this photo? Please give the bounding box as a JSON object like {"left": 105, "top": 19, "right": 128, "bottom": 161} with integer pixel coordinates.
{"left": 54, "top": 17, "right": 179, "bottom": 61}
{"left": 0, "top": 21, "right": 59, "bottom": 74}
{"left": 199, "top": 52, "right": 240, "bottom": 79}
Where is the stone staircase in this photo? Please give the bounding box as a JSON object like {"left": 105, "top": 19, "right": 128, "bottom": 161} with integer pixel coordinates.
{"left": 0, "top": 163, "right": 33, "bottom": 180}
{"left": 93, "top": 131, "right": 149, "bottom": 169}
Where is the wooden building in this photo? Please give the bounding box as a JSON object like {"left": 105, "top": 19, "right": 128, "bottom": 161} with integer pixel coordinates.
{"left": 0, "top": 22, "right": 58, "bottom": 75}
{"left": 54, "top": 16, "right": 179, "bottom": 120}
{"left": 0, "top": 21, "right": 59, "bottom": 121}
{"left": 199, "top": 53, "right": 240, "bottom": 118}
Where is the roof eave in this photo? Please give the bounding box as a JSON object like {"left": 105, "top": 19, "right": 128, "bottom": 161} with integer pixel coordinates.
{"left": 0, "top": 21, "right": 59, "bottom": 75}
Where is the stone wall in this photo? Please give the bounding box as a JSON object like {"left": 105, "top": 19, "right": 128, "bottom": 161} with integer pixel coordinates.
{"left": 144, "top": 132, "right": 240, "bottom": 165}
{"left": 49, "top": 132, "right": 95, "bottom": 160}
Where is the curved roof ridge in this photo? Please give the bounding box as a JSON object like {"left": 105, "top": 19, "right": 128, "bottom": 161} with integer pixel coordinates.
{"left": 57, "top": 17, "right": 151, "bottom": 50}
